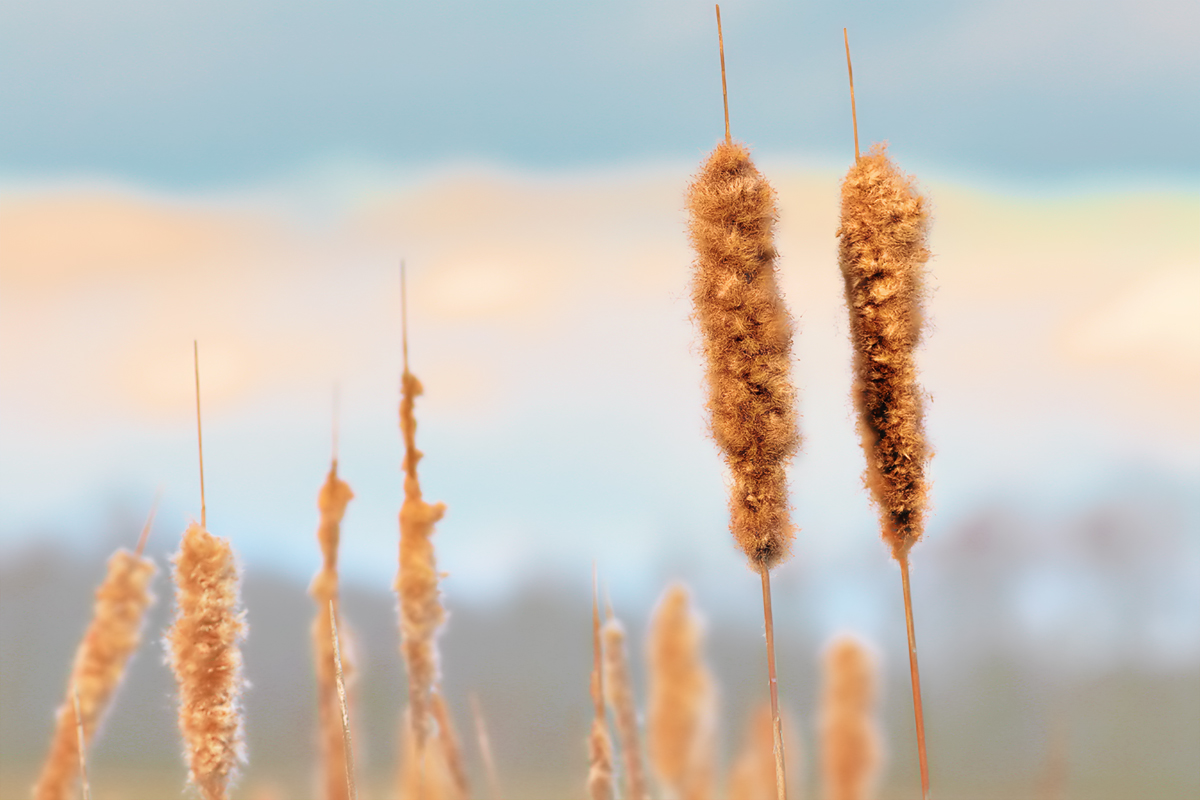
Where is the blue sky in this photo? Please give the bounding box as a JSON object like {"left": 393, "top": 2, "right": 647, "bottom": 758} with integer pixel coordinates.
{"left": 2, "top": 0, "right": 1198, "bottom": 188}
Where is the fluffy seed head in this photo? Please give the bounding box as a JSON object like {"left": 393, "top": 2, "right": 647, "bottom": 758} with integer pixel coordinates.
{"left": 167, "top": 523, "right": 247, "bottom": 800}
{"left": 603, "top": 617, "right": 649, "bottom": 800}
{"left": 837, "top": 143, "right": 931, "bottom": 560}
{"left": 687, "top": 140, "right": 800, "bottom": 569}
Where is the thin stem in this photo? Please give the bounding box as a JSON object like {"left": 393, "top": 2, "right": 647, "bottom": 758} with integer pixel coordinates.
{"left": 193, "top": 341, "right": 206, "bottom": 528}
{"left": 400, "top": 260, "right": 410, "bottom": 375}
{"left": 592, "top": 563, "right": 605, "bottom": 717}
{"left": 760, "top": 565, "right": 787, "bottom": 800}
{"left": 134, "top": 489, "right": 162, "bottom": 557}
{"left": 330, "top": 601, "right": 358, "bottom": 800}
{"left": 332, "top": 384, "right": 340, "bottom": 473}
{"left": 900, "top": 555, "right": 930, "bottom": 800}
{"left": 716, "top": 5, "right": 731, "bottom": 144}
{"left": 843, "top": 28, "right": 860, "bottom": 162}
{"left": 470, "top": 693, "right": 503, "bottom": 800}
{"left": 72, "top": 688, "right": 91, "bottom": 800}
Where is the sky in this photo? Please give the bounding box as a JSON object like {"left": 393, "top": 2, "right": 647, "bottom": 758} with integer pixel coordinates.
{"left": 1, "top": 0, "right": 1198, "bottom": 617}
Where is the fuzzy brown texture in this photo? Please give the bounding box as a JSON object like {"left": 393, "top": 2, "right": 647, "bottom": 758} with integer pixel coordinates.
{"left": 836, "top": 144, "right": 931, "bottom": 560}
{"left": 395, "top": 369, "right": 448, "bottom": 753}
{"left": 646, "top": 583, "right": 716, "bottom": 800}
{"left": 603, "top": 618, "right": 648, "bottom": 800}
{"left": 687, "top": 140, "right": 800, "bottom": 569}
{"left": 820, "top": 636, "right": 880, "bottom": 800}
{"left": 430, "top": 691, "right": 470, "bottom": 800}
{"left": 728, "top": 703, "right": 802, "bottom": 800}
{"left": 167, "top": 522, "right": 247, "bottom": 800}
{"left": 33, "top": 550, "right": 156, "bottom": 800}
{"left": 310, "top": 463, "right": 356, "bottom": 800}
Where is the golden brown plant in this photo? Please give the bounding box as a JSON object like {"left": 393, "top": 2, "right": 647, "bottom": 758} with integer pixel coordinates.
{"left": 686, "top": 139, "right": 800, "bottom": 570}
{"left": 603, "top": 615, "right": 649, "bottom": 800}
{"left": 310, "top": 461, "right": 356, "bottom": 800}
{"left": 647, "top": 583, "right": 716, "bottom": 800}
{"left": 33, "top": 548, "right": 156, "bottom": 800}
{"left": 397, "top": 708, "right": 458, "bottom": 800}
{"left": 820, "top": 636, "right": 881, "bottom": 800}
{"left": 396, "top": 363, "right": 448, "bottom": 753}
{"left": 167, "top": 522, "right": 247, "bottom": 800}
{"left": 836, "top": 143, "right": 931, "bottom": 562}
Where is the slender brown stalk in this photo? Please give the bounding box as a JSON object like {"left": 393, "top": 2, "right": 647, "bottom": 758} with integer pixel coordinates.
{"left": 33, "top": 544, "right": 156, "bottom": 800}
{"left": 687, "top": 13, "right": 798, "bottom": 800}
{"left": 330, "top": 604, "right": 358, "bottom": 800}
{"left": 837, "top": 43, "right": 934, "bottom": 800}
{"left": 820, "top": 635, "right": 881, "bottom": 800}
{"left": 311, "top": 460, "right": 356, "bottom": 800}
{"left": 761, "top": 568, "right": 787, "bottom": 800}
{"left": 843, "top": 29, "right": 860, "bottom": 163}
{"left": 395, "top": 264, "right": 449, "bottom": 754}
{"left": 603, "top": 615, "right": 648, "bottom": 800}
{"left": 647, "top": 583, "right": 716, "bottom": 800}
{"left": 588, "top": 572, "right": 615, "bottom": 800}
{"left": 469, "top": 694, "right": 502, "bottom": 800}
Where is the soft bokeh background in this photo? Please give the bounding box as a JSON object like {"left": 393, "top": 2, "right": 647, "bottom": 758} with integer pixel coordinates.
{"left": 2, "top": 1, "right": 1198, "bottom": 798}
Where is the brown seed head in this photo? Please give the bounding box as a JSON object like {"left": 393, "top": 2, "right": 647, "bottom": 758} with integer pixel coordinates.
{"left": 167, "top": 522, "right": 247, "bottom": 800}
{"left": 837, "top": 143, "right": 931, "bottom": 560}
{"left": 33, "top": 549, "right": 156, "bottom": 800}
{"left": 687, "top": 140, "right": 800, "bottom": 570}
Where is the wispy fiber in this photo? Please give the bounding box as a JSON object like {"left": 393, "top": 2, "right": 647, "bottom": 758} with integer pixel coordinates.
{"left": 603, "top": 615, "right": 649, "bottom": 800}
{"left": 836, "top": 143, "right": 931, "bottom": 560}
{"left": 820, "top": 636, "right": 881, "bottom": 800}
{"left": 33, "top": 549, "right": 156, "bottom": 800}
{"left": 686, "top": 140, "right": 800, "bottom": 569}
{"left": 310, "top": 461, "right": 356, "bottom": 800}
{"left": 647, "top": 583, "right": 716, "bottom": 800}
{"left": 395, "top": 365, "right": 448, "bottom": 753}
{"left": 167, "top": 522, "right": 247, "bottom": 800}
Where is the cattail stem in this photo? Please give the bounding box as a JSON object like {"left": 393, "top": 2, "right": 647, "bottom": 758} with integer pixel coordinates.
{"left": 470, "top": 694, "right": 502, "bottom": 800}
{"left": 330, "top": 604, "right": 358, "bottom": 800}
{"left": 900, "top": 556, "right": 930, "bottom": 800}
{"left": 193, "top": 341, "right": 206, "bottom": 528}
{"left": 715, "top": 5, "right": 730, "bottom": 145}
{"left": 760, "top": 567, "right": 787, "bottom": 800}
{"left": 843, "top": 28, "right": 860, "bottom": 163}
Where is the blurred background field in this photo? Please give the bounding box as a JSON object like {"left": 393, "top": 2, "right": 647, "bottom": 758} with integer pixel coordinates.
{"left": 1, "top": 1, "right": 1198, "bottom": 798}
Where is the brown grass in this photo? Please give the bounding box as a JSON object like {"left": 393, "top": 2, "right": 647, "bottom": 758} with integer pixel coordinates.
{"left": 166, "top": 522, "right": 247, "bottom": 800}
{"left": 33, "top": 548, "right": 155, "bottom": 800}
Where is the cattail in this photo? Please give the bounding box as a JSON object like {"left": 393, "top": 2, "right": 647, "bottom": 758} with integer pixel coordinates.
{"left": 167, "top": 522, "right": 247, "bottom": 800}
{"left": 836, "top": 143, "right": 930, "bottom": 561}
{"left": 430, "top": 690, "right": 470, "bottom": 800}
{"left": 33, "top": 547, "right": 156, "bottom": 800}
{"left": 397, "top": 708, "right": 457, "bottom": 800}
{"left": 728, "top": 703, "right": 803, "bottom": 800}
{"left": 819, "top": 636, "right": 881, "bottom": 800}
{"left": 603, "top": 615, "right": 648, "bottom": 800}
{"left": 686, "top": 139, "right": 800, "bottom": 570}
{"left": 395, "top": 269, "right": 449, "bottom": 755}
{"left": 646, "top": 583, "right": 716, "bottom": 800}
{"left": 310, "top": 461, "right": 356, "bottom": 800}
{"left": 587, "top": 577, "right": 614, "bottom": 800}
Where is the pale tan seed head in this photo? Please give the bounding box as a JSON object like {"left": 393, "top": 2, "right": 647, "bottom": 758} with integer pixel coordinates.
{"left": 167, "top": 522, "right": 247, "bottom": 800}
{"left": 836, "top": 143, "right": 931, "bottom": 560}
{"left": 33, "top": 549, "right": 156, "bottom": 800}
{"left": 820, "top": 635, "right": 881, "bottom": 800}
{"left": 687, "top": 140, "right": 800, "bottom": 569}
{"left": 603, "top": 616, "right": 649, "bottom": 800}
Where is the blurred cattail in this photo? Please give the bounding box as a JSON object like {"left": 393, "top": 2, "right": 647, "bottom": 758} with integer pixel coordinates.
{"left": 836, "top": 143, "right": 931, "bottom": 561}
{"left": 397, "top": 708, "right": 457, "bottom": 800}
{"left": 646, "top": 583, "right": 716, "bottom": 800}
{"left": 728, "top": 703, "right": 803, "bottom": 800}
{"left": 395, "top": 360, "right": 448, "bottom": 753}
{"left": 587, "top": 577, "right": 614, "bottom": 800}
{"left": 686, "top": 139, "right": 800, "bottom": 570}
{"left": 603, "top": 614, "right": 649, "bottom": 800}
{"left": 430, "top": 690, "right": 470, "bottom": 800}
{"left": 310, "top": 461, "right": 356, "bottom": 800}
{"left": 167, "top": 522, "right": 247, "bottom": 800}
{"left": 820, "top": 636, "right": 881, "bottom": 800}
{"left": 33, "top": 547, "right": 156, "bottom": 800}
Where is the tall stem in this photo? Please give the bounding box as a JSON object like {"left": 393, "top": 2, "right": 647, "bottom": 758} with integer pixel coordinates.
{"left": 900, "top": 554, "right": 930, "bottom": 800}
{"left": 760, "top": 566, "right": 787, "bottom": 800}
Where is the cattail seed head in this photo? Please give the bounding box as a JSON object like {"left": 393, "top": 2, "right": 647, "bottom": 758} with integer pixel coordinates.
{"left": 687, "top": 140, "right": 800, "bottom": 569}
{"left": 820, "top": 636, "right": 881, "bottom": 800}
{"left": 837, "top": 143, "right": 931, "bottom": 560}
{"left": 167, "top": 522, "right": 247, "bottom": 800}
{"left": 603, "top": 617, "right": 649, "bottom": 800}
{"left": 33, "top": 549, "right": 156, "bottom": 800}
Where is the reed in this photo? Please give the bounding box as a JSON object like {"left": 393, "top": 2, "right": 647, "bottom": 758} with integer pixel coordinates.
{"left": 310, "top": 459, "right": 356, "bottom": 800}
{"left": 32, "top": 526, "right": 156, "bottom": 800}
{"left": 686, "top": 8, "right": 798, "bottom": 798}
{"left": 647, "top": 583, "right": 716, "bottom": 800}
{"left": 838, "top": 31, "right": 933, "bottom": 800}
{"left": 603, "top": 614, "right": 648, "bottom": 800}
{"left": 819, "top": 636, "right": 880, "bottom": 800}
